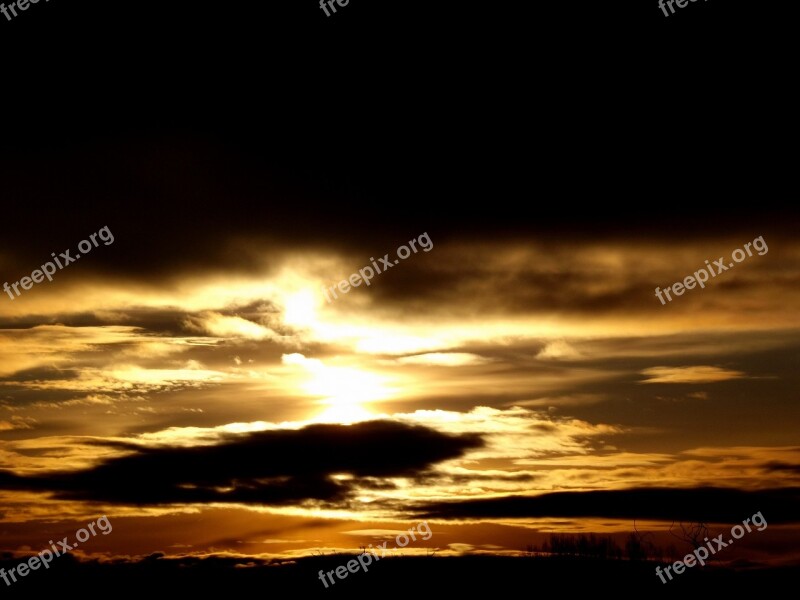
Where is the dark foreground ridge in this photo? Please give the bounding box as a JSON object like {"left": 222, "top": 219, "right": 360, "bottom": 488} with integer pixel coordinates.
{"left": 1, "top": 553, "right": 797, "bottom": 596}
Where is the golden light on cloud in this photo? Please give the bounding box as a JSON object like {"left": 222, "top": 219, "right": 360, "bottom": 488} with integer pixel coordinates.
{"left": 107, "top": 362, "right": 226, "bottom": 385}
{"left": 536, "top": 340, "right": 580, "bottom": 360}
{"left": 0, "top": 417, "right": 36, "bottom": 431}
{"left": 185, "top": 312, "right": 276, "bottom": 340}
{"left": 394, "top": 353, "right": 490, "bottom": 366}
{"left": 640, "top": 365, "right": 746, "bottom": 384}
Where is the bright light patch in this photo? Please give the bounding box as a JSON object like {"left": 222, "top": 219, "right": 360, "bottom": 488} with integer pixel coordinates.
{"left": 282, "top": 353, "right": 394, "bottom": 423}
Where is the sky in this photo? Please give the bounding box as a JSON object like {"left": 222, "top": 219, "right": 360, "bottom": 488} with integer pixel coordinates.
{"left": 0, "top": 136, "right": 798, "bottom": 572}
{"left": 0, "top": 0, "right": 796, "bottom": 591}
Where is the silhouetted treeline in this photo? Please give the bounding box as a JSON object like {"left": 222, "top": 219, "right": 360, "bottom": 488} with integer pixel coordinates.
{"left": 527, "top": 533, "right": 672, "bottom": 561}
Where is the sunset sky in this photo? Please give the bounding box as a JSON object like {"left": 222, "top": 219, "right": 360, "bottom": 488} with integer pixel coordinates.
{"left": 1, "top": 135, "right": 798, "bottom": 575}
{"left": 0, "top": 0, "right": 797, "bottom": 589}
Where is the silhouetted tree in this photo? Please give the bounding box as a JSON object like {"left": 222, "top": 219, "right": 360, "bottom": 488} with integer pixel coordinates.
{"left": 625, "top": 533, "right": 648, "bottom": 561}
{"left": 669, "top": 520, "right": 709, "bottom": 550}
{"left": 541, "top": 533, "right": 621, "bottom": 560}
{"left": 629, "top": 519, "right": 660, "bottom": 561}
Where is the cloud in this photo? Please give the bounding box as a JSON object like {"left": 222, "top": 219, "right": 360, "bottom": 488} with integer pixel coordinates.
{"left": 536, "top": 340, "right": 580, "bottom": 360}
{"left": 417, "top": 487, "right": 800, "bottom": 524}
{"left": 0, "top": 420, "right": 483, "bottom": 507}
{"left": 394, "top": 353, "right": 489, "bottom": 367}
{"left": 640, "top": 366, "right": 746, "bottom": 384}
{"left": 763, "top": 461, "right": 800, "bottom": 474}
{"left": 0, "top": 416, "right": 36, "bottom": 431}
{"left": 183, "top": 312, "right": 279, "bottom": 341}
{"left": 343, "top": 529, "right": 418, "bottom": 538}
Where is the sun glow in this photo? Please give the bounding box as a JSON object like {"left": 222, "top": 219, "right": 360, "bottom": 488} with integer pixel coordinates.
{"left": 282, "top": 353, "right": 395, "bottom": 423}
{"left": 282, "top": 290, "right": 318, "bottom": 328}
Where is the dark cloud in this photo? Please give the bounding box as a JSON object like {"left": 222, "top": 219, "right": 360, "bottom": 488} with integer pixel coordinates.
{"left": 763, "top": 462, "right": 800, "bottom": 475}
{"left": 0, "top": 365, "right": 81, "bottom": 383}
{"left": 2, "top": 130, "right": 797, "bottom": 290}
{"left": 0, "top": 309, "right": 195, "bottom": 334}
{"left": 417, "top": 487, "right": 800, "bottom": 524}
{"left": 0, "top": 421, "right": 483, "bottom": 506}
{"left": 414, "top": 472, "right": 537, "bottom": 485}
